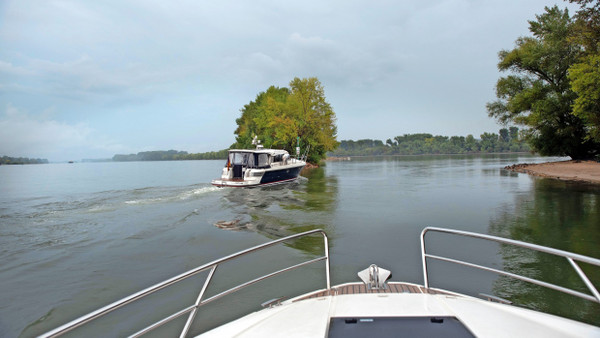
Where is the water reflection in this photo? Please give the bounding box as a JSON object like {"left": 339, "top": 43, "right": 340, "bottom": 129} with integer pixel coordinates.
{"left": 489, "top": 178, "right": 600, "bottom": 325}
{"left": 217, "top": 169, "right": 339, "bottom": 255}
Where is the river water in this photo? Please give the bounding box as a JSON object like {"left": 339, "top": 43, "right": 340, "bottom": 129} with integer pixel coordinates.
{"left": 1, "top": 154, "right": 599, "bottom": 337}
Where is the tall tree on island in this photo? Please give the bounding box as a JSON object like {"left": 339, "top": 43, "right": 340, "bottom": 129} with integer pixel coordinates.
{"left": 487, "top": 6, "right": 599, "bottom": 159}
{"left": 232, "top": 77, "right": 338, "bottom": 164}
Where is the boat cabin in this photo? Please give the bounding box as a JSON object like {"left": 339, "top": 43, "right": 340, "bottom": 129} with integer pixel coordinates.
{"left": 226, "top": 149, "right": 289, "bottom": 179}
{"left": 211, "top": 146, "right": 305, "bottom": 187}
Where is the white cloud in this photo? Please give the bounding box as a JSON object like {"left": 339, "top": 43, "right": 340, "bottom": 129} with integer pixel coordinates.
{"left": 0, "top": 60, "right": 34, "bottom": 76}
{"left": 281, "top": 33, "right": 403, "bottom": 88}
{"left": 0, "top": 54, "right": 193, "bottom": 107}
{"left": 0, "top": 104, "right": 124, "bottom": 160}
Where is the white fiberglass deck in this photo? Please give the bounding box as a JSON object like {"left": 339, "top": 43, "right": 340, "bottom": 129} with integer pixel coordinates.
{"left": 200, "top": 282, "right": 600, "bottom": 338}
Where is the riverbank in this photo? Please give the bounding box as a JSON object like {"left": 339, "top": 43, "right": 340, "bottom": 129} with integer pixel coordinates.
{"left": 326, "top": 152, "right": 531, "bottom": 161}
{"left": 505, "top": 160, "right": 600, "bottom": 184}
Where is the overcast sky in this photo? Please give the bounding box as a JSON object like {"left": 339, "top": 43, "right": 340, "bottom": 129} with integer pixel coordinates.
{"left": 0, "top": 0, "right": 576, "bottom": 161}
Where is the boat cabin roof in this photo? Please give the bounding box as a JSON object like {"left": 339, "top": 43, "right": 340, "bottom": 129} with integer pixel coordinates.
{"left": 228, "top": 149, "right": 289, "bottom": 156}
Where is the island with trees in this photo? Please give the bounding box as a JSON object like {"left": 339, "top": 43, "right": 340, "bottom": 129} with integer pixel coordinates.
{"left": 328, "top": 128, "right": 529, "bottom": 157}
{"left": 0, "top": 156, "right": 48, "bottom": 165}
{"left": 112, "top": 149, "right": 229, "bottom": 161}
{"left": 113, "top": 77, "right": 339, "bottom": 164}
{"left": 111, "top": 127, "right": 532, "bottom": 162}
{"left": 231, "top": 77, "right": 338, "bottom": 164}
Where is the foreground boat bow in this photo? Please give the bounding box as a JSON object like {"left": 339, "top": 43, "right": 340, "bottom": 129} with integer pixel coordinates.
{"left": 41, "top": 228, "right": 600, "bottom": 337}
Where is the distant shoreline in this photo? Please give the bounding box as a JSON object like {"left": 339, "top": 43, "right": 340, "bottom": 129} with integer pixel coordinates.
{"left": 326, "top": 152, "right": 533, "bottom": 160}
{"left": 505, "top": 160, "right": 600, "bottom": 184}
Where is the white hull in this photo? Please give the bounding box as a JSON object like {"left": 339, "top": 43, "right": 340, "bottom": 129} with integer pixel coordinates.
{"left": 211, "top": 177, "right": 300, "bottom": 187}
{"left": 211, "top": 159, "right": 305, "bottom": 187}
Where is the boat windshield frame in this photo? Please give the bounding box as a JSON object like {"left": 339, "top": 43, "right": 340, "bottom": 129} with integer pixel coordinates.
{"left": 227, "top": 150, "right": 288, "bottom": 169}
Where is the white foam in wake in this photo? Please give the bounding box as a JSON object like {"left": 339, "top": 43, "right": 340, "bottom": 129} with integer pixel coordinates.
{"left": 124, "top": 186, "right": 219, "bottom": 206}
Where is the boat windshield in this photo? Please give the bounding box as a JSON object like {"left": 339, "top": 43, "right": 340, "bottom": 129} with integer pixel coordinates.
{"left": 230, "top": 152, "right": 248, "bottom": 165}
{"left": 228, "top": 152, "right": 270, "bottom": 168}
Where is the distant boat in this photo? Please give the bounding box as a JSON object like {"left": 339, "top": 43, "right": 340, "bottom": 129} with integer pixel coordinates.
{"left": 211, "top": 146, "right": 306, "bottom": 188}
{"left": 212, "top": 138, "right": 307, "bottom": 188}
{"left": 68, "top": 161, "right": 74, "bottom": 164}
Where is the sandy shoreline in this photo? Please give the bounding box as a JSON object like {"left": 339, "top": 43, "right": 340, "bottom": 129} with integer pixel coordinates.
{"left": 505, "top": 160, "right": 600, "bottom": 184}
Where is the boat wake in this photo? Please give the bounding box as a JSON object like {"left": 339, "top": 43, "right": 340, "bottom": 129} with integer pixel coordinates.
{"left": 0, "top": 184, "right": 220, "bottom": 260}
{"left": 124, "top": 186, "right": 219, "bottom": 206}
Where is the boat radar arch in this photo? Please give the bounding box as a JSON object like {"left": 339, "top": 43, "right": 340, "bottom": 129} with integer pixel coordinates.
{"left": 251, "top": 136, "right": 264, "bottom": 149}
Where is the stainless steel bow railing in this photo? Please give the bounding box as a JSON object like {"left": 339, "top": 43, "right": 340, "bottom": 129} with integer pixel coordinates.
{"left": 41, "top": 229, "right": 330, "bottom": 338}
{"left": 421, "top": 227, "right": 600, "bottom": 304}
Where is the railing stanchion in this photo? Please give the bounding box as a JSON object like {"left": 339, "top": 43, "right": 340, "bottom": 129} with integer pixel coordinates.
{"left": 420, "top": 227, "right": 600, "bottom": 304}
{"left": 567, "top": 258, "right": 600, "bottom": 303}
{"left": 420, "top": 228, "right": 429, "bottom": 288}
{"left": 323, "top": 231, "right": 331, "bottom": 289}
{"left": 180, "top": 265, "right": 218, "bottom": 338}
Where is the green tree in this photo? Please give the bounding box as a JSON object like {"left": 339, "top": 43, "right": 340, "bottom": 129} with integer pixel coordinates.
{"left": 0, "top": 156, "right": 48, "bottom": 164}
{"left": 329, "top": 130, "right": 530, "bottom": 156}
{"left": 464, "top": 134, "right": 478, "bottom": 152}
{"left": 566, "top": 0, "right": 600, "bottom": 144}
{"left": 509, "top": 126, "right": 519, "bottom": 141}
{"left": 499, "top": 128, "right": 510, "bottom": 143}
{"left": 487, "top": 6, "right": 598, "bottom": 159}
{"left": 233, "top": 86, "right": 290, "bottom": 149}
{"left": 569, "top": 54, "right": 600, "bottom": 141}
{"left": 567, "top": 0, "right": 600, "bottom": 53}
{"left": 287, "top": 77, "right": 339, "bottom": 163}
{"left": 233, "top": 77, "right": 338, "bottom": 164}
{"left": 480, "top": 132, "right": 499, "bottom": 152}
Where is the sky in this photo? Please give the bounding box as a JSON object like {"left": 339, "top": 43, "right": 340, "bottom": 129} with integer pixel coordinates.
{"left": 0, "top": 0, "right": 578, "bottom": 162}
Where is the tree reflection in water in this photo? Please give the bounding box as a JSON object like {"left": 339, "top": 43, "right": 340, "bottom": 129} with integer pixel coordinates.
{"left": 219, "top": 168, "right": 338, "bottom": 256}
{"left": 489, "top": 178, "right": 600, "bottom": 325}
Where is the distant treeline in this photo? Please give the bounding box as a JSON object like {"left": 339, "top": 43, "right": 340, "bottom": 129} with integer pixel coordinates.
{"left": 328, "top": 128, "right": 530, "bottom": 157}
{"left": 112, "top": 149, "right": 228, "bottom": 162}
{"left": 1, "top": 156, "right": 49, "bottom": 165}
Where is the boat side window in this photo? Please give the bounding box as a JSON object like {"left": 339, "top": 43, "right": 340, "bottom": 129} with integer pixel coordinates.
{"left": 232, "top": 152, "right": 247, "bottom": 165}
{"left": 247, "top": 154, "right": 255, "bottom": 168}
{"left": 257, "top": 153, "right": 269, "bottom": 168}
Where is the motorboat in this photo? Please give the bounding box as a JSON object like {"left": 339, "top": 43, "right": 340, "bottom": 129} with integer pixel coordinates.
{"left": 211, "top": 142, "right": 306, "bottom": 188}
{"left": 40, "top": 227, "right": 600, "bottom": 337}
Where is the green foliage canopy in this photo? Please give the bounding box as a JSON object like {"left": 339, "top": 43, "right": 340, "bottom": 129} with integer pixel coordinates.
{"left": 329, "top": 129, "right": 529, "bottom": 156}
{"left": 232, "top": 77, "right": 339, "bottom": 164}
{"left": 0, "top": 156, "right": 48, "bottom": 165}
{"left": 487, "top": 6, "right": 599, "bottom": 159}
{"left": 567, "top": 0, "right": 600, "bottom": 144}
{"left": 112, "top": 149, "right": 228, "bottom": 161}
{"left": 569, "top": 54, "right": 600, "bottom": 142}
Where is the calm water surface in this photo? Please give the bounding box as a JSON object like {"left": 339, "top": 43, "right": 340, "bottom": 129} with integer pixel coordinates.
{"left": 1, "top": 154, "right": 599, "bottom": 337}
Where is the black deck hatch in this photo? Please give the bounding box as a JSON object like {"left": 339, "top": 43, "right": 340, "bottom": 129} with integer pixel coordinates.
{"left": 328, "top": 316, "right": 475, "bottom": 338}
